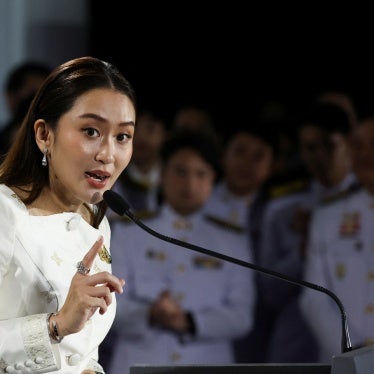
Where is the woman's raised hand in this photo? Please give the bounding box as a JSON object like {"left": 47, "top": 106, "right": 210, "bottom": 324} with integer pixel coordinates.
{"left": 52, "top": 236, "right": 125, "bottom": 338}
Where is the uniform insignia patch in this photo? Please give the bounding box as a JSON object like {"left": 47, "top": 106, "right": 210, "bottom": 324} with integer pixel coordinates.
{"left": 193, "top": 256, "right": 223, "bottom": 269}
{"left": 204, "top": 214, "right": 244, "bottom": 233}
{"left": 339, "top": 212, "right": 361, "bottom": 237}
{"left": 173, "top": 219, "right": 193, "bottom": 230}
{"left": 146, "top": 249, "right": 166, "bottom": 261}
{"left": 335, "top": 263, "right": 346, "bottom": 279}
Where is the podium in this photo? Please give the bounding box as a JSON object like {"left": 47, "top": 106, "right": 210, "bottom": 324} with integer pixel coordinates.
{"left": 130, "top": 364, "right": 331, "bottom": 374}
{"left": 130, "top": 344, "right": 374, "bottom": 374}
{"left": 331, "top": 344, "right": 374, "bottom": 374}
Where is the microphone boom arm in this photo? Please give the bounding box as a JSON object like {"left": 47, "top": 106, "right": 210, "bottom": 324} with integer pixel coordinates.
{"left": 127, "top": 208, "right": 352, "bottom": 353}
{"left": 103, "top": 189, "right": 352, "bottom": 354}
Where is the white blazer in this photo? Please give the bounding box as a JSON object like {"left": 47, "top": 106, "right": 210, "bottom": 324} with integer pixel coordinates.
{"left": 0, "top": 184, "right": 116, "bottom": 373}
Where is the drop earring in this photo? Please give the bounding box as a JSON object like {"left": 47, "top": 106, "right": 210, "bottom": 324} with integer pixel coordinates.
{"left": 42, "top": 148, "right": 48, "bottom": 166}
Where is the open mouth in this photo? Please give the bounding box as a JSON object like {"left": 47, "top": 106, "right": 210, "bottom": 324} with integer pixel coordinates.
{"left": 85, "top": 172, "right": 109, "bottom": 182}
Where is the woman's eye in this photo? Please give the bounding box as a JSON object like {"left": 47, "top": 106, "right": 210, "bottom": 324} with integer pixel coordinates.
{"left": 117, "top": 133, "right": 131, "bottom": 142}
{"left": 83, "top": 128, "right": 100, "bottom": 137}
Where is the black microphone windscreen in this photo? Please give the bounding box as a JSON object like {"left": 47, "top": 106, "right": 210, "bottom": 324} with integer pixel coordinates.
{"left": 103, "top": 190, "right": 130, "bottom": 216}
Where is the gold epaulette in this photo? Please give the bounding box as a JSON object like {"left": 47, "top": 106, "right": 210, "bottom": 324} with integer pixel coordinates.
{"left": 118, "top": 172, "right": 153, "bottom": 191}
{"left": 109, "top": 210, "right": 159, "bottom": 224}
{"left": 204, "top": 214, "right": 245, "bottom": 233}
{"left": 268, "top": 178, "right": 309, "bottom": 200}
{"left": 135, "top": 210, "right": 160, "bottom": 220}
{"left": 320, "top": 182, "right": 362, "bottom": 205}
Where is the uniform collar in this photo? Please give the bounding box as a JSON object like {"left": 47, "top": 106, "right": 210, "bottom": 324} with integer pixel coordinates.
{"left": 216, "top": 181, "right": 256, "bottom": 205}
{"left": 127, "top": 163, "right": 161, "bottom": 188}
{"left": 162, "top": 203, "right": 203, "bottom": 231}
{"left": 311, "top": 173, "right": 358, "bottom": 201}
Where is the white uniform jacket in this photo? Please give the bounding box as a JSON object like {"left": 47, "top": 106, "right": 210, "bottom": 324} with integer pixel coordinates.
{"left": 108, "top": 203, "right": 255, "bottom": 374}
{"left": 300, "top": 186, "right": 374, "bottom": 362}
{"left": 204, "top": 181, "right": 253, "bottom": 230}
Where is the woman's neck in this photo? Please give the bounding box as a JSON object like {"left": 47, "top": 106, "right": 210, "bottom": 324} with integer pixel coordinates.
{"left": 13, "top": 185, "right": 93, "bottom": 224}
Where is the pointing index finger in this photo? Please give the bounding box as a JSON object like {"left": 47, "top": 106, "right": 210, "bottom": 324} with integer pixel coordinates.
{"left": 81, "top": 235, "right": 104, "bottom": 270}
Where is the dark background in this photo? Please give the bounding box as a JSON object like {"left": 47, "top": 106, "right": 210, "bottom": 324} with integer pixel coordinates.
{"left": 88, "top": 2, "right": 373, "bottom": 131}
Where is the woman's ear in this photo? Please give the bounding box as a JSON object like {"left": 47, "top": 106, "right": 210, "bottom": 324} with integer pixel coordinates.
{"left": 34, "top": 119, "right": 51, "bottom": 152}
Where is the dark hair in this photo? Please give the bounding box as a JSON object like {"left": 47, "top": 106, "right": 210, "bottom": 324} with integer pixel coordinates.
{"left": 300, "top": 102, "right": 351, "bottom": 135}
{"left": 160, "top": 129, "right": 221, "bottom": 176}
{"left": 224, "top": 123, "right": 278, "bottom": 153}
{"left": 0, "top": 56, "right": 136, "bottom": 227}
{"left": 5, "top": 61, "right": 51, "bottom": 94}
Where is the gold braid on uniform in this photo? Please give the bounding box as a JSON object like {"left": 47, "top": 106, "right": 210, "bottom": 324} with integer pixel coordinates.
{"left": 114, "top": 210, "right": 160, "bottom": 224}
{"left": 204, "top": 214, "right": 245, "bottom": 233}
{"left": 119, "top": 172, "right": 153, "bottom": 191}
{"left": 320, "top": 182, "right": 362, "bottom": 206}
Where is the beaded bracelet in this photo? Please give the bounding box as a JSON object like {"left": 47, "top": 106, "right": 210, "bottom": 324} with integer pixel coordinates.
{"left": 47, "top": 312, "right": 64, "bottom": 343}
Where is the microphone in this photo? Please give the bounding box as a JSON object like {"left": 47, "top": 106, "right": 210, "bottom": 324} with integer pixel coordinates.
{"left": 103, "top": 189, "right": 352, "bottom": 355}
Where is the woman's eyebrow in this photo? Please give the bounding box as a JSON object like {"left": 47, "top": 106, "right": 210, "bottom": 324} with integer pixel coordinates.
{"left": 78, "top": 113, "right": 135, "bottom": 127}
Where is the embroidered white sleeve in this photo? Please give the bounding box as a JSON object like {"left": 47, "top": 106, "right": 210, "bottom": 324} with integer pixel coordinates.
{"left": 86, "top": 358, "right": 104, "bottom": 373}
{"left": 22, "top": 314, "right": 59, "bottom": 372}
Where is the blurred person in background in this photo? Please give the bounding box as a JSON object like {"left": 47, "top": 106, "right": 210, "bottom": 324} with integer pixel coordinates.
{"left": 203, "top": 124, "right": 278, "bottom": 363}
{"left": 105, "top": 129, "right": 256, "bottom": 374}
{"left": 0, "top": 61, "right": 51, "bottom": 156}
{"left": 109, "top": 108, "right": 167, "bottom": 218}
{"left": 300, "top": 113, "right": 374, "bottom": 362}
{"left": 259, "top": 102, "right": 357, "bottom": 363}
